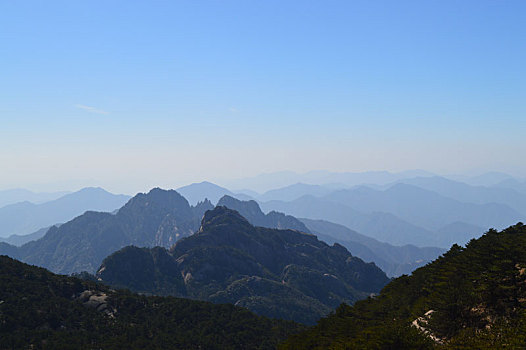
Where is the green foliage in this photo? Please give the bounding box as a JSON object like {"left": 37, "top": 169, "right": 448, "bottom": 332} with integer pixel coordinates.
{"left": 281, "top": 223, "right": 526, "bottom": 349}
{"left": 0, "top": 255, "right": 303, "bottom": 349}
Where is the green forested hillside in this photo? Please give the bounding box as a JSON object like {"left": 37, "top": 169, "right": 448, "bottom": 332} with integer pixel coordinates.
{"left": 282, "top": 223, "right": 526, "bottom": 349}
{"left": 0, "top": 255, "right": 302, "bottom": 350}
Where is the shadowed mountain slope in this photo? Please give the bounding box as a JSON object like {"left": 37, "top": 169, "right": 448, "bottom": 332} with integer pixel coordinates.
{"left": 217, "top": 195, "right": 443, "bottom": 276}
{"left": 97, "top": 206, "right": 389, "bottom": 324}
{"left": 301, "top": 218, "right": 444, "bottom": 277}
{"left": 0, "top": 188, "right": 213, "bottom": 274}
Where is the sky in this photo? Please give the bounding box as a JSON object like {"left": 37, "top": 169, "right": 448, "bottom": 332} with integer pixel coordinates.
{"left": 1, "top": 0, "right": 526, "bottom": 193}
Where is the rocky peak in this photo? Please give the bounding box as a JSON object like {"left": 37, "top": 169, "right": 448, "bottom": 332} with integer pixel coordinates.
{"left": 217, "top": 195, "right": 265, "bottom": 219}
{"left": 192, "top": 198, "right": 214, "bottom": 218}
{"left": 117, "top": 188, "right": 191, "bottom": 218}
{"left": 197, "top": 206, "right": 252, "bottom": 234}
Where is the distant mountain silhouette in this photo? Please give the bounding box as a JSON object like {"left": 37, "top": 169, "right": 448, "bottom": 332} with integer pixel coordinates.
{"left": 463, "top": 171, "right": 514, "bottom": 186}
{"left": 217, "top": 195, "right": 310, "bottom": 232}
{"left": 300, "top": 218, "right": 444, "bottom": 277}
{"left": 97, "top": 206, "right": 390, "bottom": 324}
{"left": 0, "top": 188, "right": 212, "bottom": 274}
{"left": 395, "top": 176, "right": 526, "bottom": 216}
{"left": 176, "top": 181, "right": 253, "bottom": 205}
{"left": 261, "top": 183, "right": 524, "bottom": 247}
{"left": 494, "top": 178, "right": 526, "bottom": 195}
{"left": 0, "top": 188, "right": 70, "bottom": 208}
{"left": 0, "top": 226, "right": 50, "bottom": 246}
{"left": 322, "top": 183, "right": 523, "bottom": 232}
{"left": 177, "top": 181, "right": 235, "bottom": 205}
{"left": 221, "top": 170, "right": 437, "bottom": 193}
{"left": 0, "top": 187, "right": 130, "bottom": 237}
{"left": 260, "top": 195, "right": 435, "bottom": 247}
{"left": 434, "top": 221, "right": 485, "bottom": 246}
{"left": 256, "top": 183, "right": 335, "bottom": 202}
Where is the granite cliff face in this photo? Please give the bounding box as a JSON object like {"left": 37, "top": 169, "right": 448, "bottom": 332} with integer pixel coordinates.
{"left": 97, "top": 206, "right": 390, "bottom": 324}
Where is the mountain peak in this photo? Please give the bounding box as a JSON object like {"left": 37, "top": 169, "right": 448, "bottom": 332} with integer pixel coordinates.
{"left": 217, "top": 195, "right": 311, "bottom": 233}
{"left": 118, "top": 188, "right": 190, "bottom": 215}
{"left": 218, "top": 195, "right": 263, "bottom": 215}
{"left": 176, "top": 182, "right": 234, "bottom": 205}
{"left": 198, "top": 206, "right": 251, "bottom": 233}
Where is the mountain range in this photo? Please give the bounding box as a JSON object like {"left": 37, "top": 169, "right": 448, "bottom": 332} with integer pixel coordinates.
{"left": 219, "top": 170, "right": 437, "bottom": 193}
{"left": 175, "top": 180, "right": 517, "bottom": 248}
{"left": 392, "top": 176, "right": 526, "bottom": 216}
{"left": 260, "top": 195, "right": 437, "bottom": 247}
{"left": 260, "top": 183, "right": 521, "bottom": 248}
{"left": 96, "top": 206, "right": 389, "bottom": 324}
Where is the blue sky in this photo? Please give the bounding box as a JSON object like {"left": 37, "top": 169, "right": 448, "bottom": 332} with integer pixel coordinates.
{"left": 1, "top": 1, "right": 526, "bottom": 192}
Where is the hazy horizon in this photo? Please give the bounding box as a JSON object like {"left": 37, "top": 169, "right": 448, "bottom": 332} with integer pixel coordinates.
{"left": 2, "top": 1, "right": 525, "bottom": 193}
{"left": 0, "top": 168, "right": 523, "bottom": 195}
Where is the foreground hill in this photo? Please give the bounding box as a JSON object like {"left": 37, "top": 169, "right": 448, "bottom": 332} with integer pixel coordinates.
{"left": 0, "top": 188, "right": 213, "bottom": 274}
{"left": 0, "top": 255, "right": 302, "bottom": 349}
{"left": 282, "top": 223, "right": 526, "bottom": 349}
{"left": 0, "top": 187, "right": 130, "bottom": 237}
{"left": 97, "top": 206, "right": 389, "bottom": 324}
